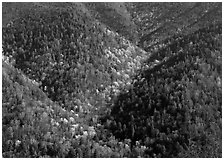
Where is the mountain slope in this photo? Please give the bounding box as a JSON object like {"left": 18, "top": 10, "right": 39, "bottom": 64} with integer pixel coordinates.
{"left": 2, "top": 2, "right": 222, "bottom": 158}
{"left": 2, "top": 3, "right": 149, "bottom": 157}
{"left": 126, "top": 2, "right": 221, "bottom": 50}
{"left": 2, "top": 2, "right": 148, "bottom": 120}
{"left": 85, "top": 2, "right": 138, "bottom": 43}
{"left": 2, "top": 60, "right": 144, "bottom": 158}
{"left": 107, "top": 23, "right": 222, "bottom": 157}
{"left": 3, "top": 61, "right": 67, "bottom": 157}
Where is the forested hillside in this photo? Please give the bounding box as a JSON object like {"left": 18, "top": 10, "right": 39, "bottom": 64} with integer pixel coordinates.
{"left": 107, "top": 24, "right": 222, "bottom": 157}
{"left": 2, "top": 2, "right": 222, "bottom": 158}
{"left": 126, "top": 2, "right": 221, "bottom": 50}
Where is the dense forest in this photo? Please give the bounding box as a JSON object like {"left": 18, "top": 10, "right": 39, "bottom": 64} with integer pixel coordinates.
{"left": 2, "top": 2, "right": 222, "bottom": 157}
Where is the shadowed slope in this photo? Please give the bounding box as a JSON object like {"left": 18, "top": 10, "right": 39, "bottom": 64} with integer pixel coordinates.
{"left": 107, "top": 23, "right": 221, "bottom": 157}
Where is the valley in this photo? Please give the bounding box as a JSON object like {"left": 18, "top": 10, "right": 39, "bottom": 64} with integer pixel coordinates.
{"left": 2, "top": 2, "right": 222, "bottom": 158}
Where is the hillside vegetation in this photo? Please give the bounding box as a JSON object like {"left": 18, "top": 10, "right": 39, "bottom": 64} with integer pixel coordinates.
{"left": 2, "top": 2, "right": 222, "bottom": 158}
{"left": 107, "top": 24, "right": 222, "bottom": 157}
{"left": 127, "top": 2, "right": 221, "bottom": 50}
